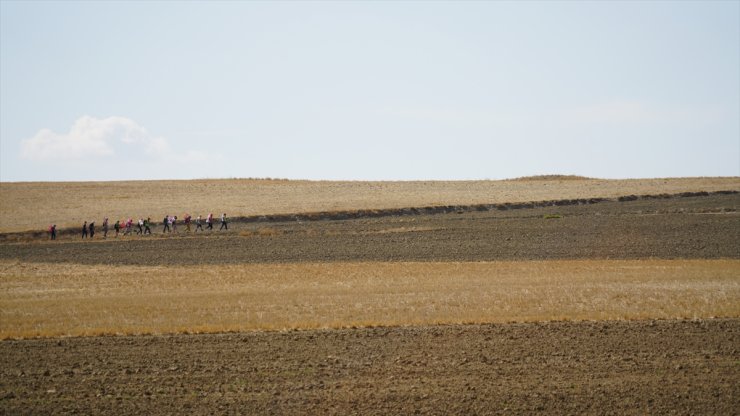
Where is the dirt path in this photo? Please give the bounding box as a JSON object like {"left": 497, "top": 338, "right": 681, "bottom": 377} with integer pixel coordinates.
{"left": 1, "top": 194, "right": 737, "bottom": 265}
{"left": 1, "top": 319, "right": 737, "bottom": 415}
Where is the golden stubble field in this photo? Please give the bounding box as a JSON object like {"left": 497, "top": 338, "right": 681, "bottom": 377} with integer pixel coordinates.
{"left": 0, "top": 176, "right": 738, "bottom": 232}
{"left": 1, "top": 259, "right": 738, "bottom": 339}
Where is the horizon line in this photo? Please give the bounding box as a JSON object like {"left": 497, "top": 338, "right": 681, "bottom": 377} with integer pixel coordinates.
{"left": 2, "top": 175, "right": 740, "bottom": 185}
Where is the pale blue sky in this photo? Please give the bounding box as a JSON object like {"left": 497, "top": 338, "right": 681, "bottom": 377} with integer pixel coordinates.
{"left": 1, "top": 0, "right": 738, "bottom": 181}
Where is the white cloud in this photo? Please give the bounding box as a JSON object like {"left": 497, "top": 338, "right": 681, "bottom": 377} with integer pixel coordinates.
{"left": 20, "top": 115, "right": 213, "bottom": 163}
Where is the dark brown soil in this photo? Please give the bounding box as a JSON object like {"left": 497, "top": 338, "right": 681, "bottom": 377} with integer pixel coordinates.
{"left": 0, "top": 194, "right": 737, "bottom": 265}
{"left": 1, "top": 319, "right": 738, "bottom": 415}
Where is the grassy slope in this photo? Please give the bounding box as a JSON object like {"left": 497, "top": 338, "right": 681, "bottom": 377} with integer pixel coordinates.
{"left": 1, "top": 177, "right": 738, "bottom": 232}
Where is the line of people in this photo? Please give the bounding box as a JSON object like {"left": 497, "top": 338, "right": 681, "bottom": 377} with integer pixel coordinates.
{"left": 160, "top": 213, "right": 228, "bottom": 234}
{"left": 49, "top": 213, "right": 229, "bottom": 240}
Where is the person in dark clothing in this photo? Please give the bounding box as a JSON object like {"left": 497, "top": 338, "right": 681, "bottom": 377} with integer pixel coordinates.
{"left": 114, "top": 220, "right": 120, "bottom": 237}
{"left": 195, "top": 215, "right": 203, "bottom": 232}
{"left": 82, "top": 221, "right": 88, "bottom": 239}
{"left": 102, "top": 218, "right": 109, "bottom": 238}
{"left": 220, "top": 213, "right": 228, "bottom": 230}
{"left": 89, "top": 222, "right": 95, "bottom": 239}
{"left": 163, "top": 215, "right": 170, "bottom": 233}
{"left": 49, "top": 224, "right": 56, "bottom": 240}
{"left": 144, "top": 218, "right": 152, "bottom": 234}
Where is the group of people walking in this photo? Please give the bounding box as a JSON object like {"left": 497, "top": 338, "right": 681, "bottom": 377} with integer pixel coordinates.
{"left": 49, "top": 213, "right": 229, "bottom": 240}
{"left": 160, "top": 213, "right": 228, "bottom": 234}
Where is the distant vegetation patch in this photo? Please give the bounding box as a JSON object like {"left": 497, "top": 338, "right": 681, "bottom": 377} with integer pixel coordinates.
{"left": 512, "top": 175, "right": 593, "bottom": 181}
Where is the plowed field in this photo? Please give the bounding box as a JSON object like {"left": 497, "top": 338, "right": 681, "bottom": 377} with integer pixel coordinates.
{"left": 1, "top": 320, "right": 738, "bottom": 415}
{"left": 1, "top": 188, "right": 738, "bottom": 414}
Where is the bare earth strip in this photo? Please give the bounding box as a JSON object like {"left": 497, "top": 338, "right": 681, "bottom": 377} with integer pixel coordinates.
{"left": 1, "top": 260, "right": 738, "bottom": 339}
{"left": 1, "top": 177, "right": 738, "bottom": 232}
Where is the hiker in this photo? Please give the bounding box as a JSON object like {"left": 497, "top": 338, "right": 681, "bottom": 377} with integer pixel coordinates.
{"left": 206, "top": 213, "right": 213, "bottom": 230}
{"left": 49, "top": 224, "right": 56, "bottom": 240}
{"left": 184, "top": 214, "right": 191, "bottom": 232}
{"left": 220, "top": 213, "right": 228, "bottom": 230}
{"left": 195, "top": 215, "right": 203, "bottom": 232}
{"left": 82, "top": 221, "right": 88, "bottom": 239}
{"left": 137, "top": 218, "right": 144, "bottom": 235}
{"left": 172, "top": 216, "right": 178, "bottom": 233}
{"left": 89, "top": 221, "right": 95, "bottom": 239}
{"left": 124, "top": 218, "right": 133, "bottom": 236}
{"left": 144, "top": 217, "right": 152, "bottom": 234}
{"left": 114, "top": 220, "right": 120, "bottom": 237}
{"left": 102, "top": 217, "right": 109, "bottom": 238}
{"left": 163, "top": 215, "right": 170, "bottom": 233}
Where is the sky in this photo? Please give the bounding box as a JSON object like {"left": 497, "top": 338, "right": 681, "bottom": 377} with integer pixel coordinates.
{"left": 1, "top": 0, "right": 738, "bottom": 182}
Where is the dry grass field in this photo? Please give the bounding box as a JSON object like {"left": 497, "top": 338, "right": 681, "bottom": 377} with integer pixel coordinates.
{"left": 1, "top": 259, "right": 738, "bottom": 339}
{"left": 1, "top": 177, "right": 737, "bottom": 232}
